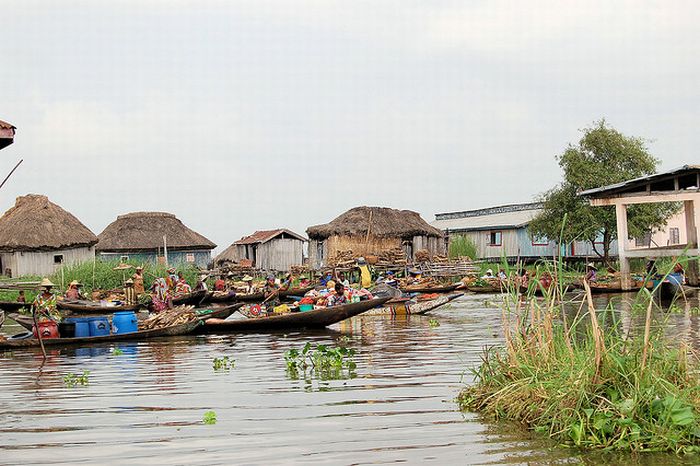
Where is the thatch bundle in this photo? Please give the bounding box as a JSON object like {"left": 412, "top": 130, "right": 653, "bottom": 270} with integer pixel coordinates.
{"left": 307, "top": 206, "right": 443, "bottom": 240}
{"left": 0, "top": 194, "right": 98, "bottom": 252}
{"left": 97, "top": 212, "right": 215, "bottom": 252}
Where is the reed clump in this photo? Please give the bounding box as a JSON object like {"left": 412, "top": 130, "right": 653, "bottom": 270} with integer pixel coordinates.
{"left": 459, "top": 279, "right": 700, "bottom": 453}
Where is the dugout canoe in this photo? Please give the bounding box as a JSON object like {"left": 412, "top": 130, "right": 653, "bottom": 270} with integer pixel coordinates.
{"left": 466, "top": 285, "right": 502, "bottom": 294}
{"left": 0, "top": 301, "right": 30, "bottom": 312}
{"left": 399, "top": 283, "right": 461, "bottom": 294}
{"left": 0, "top": 320, "right": 202, "bottom": 350}
{"left": 209, "top": 286, "right": 316, "bottom": 303}
{"left": 172, "top": 290, "right": 210, "bottom": 306}
{"left": 365, "top": 293, "right": 463, "bottom": 316}
{"left": 197, "top": 296, "right": 392, "bottom": 333}
{"left": 58, "top": 300, "right": 143, "bottom": 314}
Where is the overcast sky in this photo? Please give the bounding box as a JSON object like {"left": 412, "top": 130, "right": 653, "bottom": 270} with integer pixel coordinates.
{"left": 1, "top": 1, "right": 699, "bottom": 252}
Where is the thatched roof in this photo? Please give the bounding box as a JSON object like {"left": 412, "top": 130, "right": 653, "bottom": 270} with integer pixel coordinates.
{"left": 307, "top": 206, "right": 443, "bottom": 240}
{"left": 0, "top": 194, "right": 98, "bottom": 251}
{"left": 213, "top": 243, "right": 239, "bottom": 265}
{"left": 96, "top": 212, "right": 216, "bottom": 252}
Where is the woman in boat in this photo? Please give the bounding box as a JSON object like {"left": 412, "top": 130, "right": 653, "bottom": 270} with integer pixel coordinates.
{"left": 214, "top": 274, "right": 226, "bottom": 292}
{"left": 64, "top": 280, "right": 85, "bottom": 300}
{"left": 33, "top": 278, "right": 59, "bottom": 321}
{"left": 327, "top": 282, "right": 349, "bottom": 307}
{"left": 241, "top": 275, "right": 255, "bottom": 294}
{"left": 150, "top": 277, "right": 172, "bottom": 312}
{"left": 319, "top": 271, "right": 333, "bottom": 287}
{"left": 124, "top": 279, "right": 137, "bottom": 304}
{"left": 166, "top": 267, "right": 178, "bottom": 290}
{"left": 263, "top": 274, "right": 281, "bottom": 308}
{"left": 280, "top": 272, "right": 293, "bottom": 291}
{"left": 337, "top": 271, "right": 350, "bottom": 287}
{"left": 585, "top": 263, "right": 597, "bottom": 282}
{"left": 299, "top": 275, "right": 310, "bottom": 287}
{"left": 174, "top": 272, "right": 192, "bottom": 296}
{"left": 132, "top": 266, "right": 145, "bottom": 295}
{"left": 669, "top": 262, "right": 686, "bottom": 285}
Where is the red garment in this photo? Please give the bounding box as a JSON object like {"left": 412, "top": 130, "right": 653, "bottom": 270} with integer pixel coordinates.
{"left": 214, "top": 279, "right": 225, "bottom": 291}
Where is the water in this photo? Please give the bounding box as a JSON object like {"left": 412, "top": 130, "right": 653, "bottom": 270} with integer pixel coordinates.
{"left": 1, "top": 294, "right": 699, "bottom": 465}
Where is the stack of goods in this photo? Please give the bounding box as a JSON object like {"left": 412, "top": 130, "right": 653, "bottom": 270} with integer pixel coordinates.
{"left": 327, "top": 250, "right": 356, "bottom": 267}
{"left": 376, "top": 248, "right": 407, "bottom": 266}
{"left": 290, "top": 265, "right": 311, "bottom": 275}
{"left": 432, "top": 254, "right": 449, "bottom": 263}
{"left": 139, "top": 305, "right": 196, "bottom": 330}
{"left": 90, "top": 289, "right": 127, "bottom": 301}
{"left": 414, "top": 249, "right": 431, "bottom": 263}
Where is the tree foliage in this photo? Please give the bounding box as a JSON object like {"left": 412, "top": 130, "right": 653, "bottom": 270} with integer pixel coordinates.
{"left": 529, "top": 120, "right": 680, "bottom": 260}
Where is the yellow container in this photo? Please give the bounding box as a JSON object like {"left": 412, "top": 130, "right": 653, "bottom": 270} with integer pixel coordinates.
{"left": 273, "top": 304, "right": 290, "bottom": 314}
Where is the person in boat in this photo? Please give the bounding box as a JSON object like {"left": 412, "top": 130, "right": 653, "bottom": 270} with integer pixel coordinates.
{"left": 481, "top": 269, "right": 495, "bottom": 280}
{"left": 645, "top": 259, "right": 659, "bottom": 278}
{"left": 132, "top": 266, "right": 145, "bottom": 296}
{"left": 166, "top": 267, "right": 178, "bottom": 290}
{"left": 669, "top": 262, "right": 686, "bottom": 285}
{"left": 64, "top": 280, "right": 85, "bottom": 301}
{"left": 33, "top": 278, "right": 58, "bottom": 321}
{"left": 407, "top": 268, "right": 422, "bottom": 285}
{"left": 319, "top": 271, "right": 333, "bottom": 287}
{"left": 327, "top": 282, "right": 349, "bottom": 307}
{"left": 150, "top": 277, "right": 172, "bottom": 312}
{"left": 337, "top": 271, "right": 350, "bottom": 287}
{"left": 539, "top": 271, "right": 553, "bottom": 290}
{"left": 263, "top": 274, "right": 281, "bottom": 308}
{"left": 516, "top": 269, "right": 529, "bottom": 288}
{"left": 280, "top": 272, "right": 293, "bottom": 291}
{"left": 385, "top": 271, "right": 398, "bottom": 287}
{"left": 17, "top": 290, "right": 26, "bottom": 303}
{"left": 585, "top": 263, "right": 597, "bottom": 282}
{"left": 241, "top": 275, "right": 255, "bottom": 294}
{"left": 124, "top": 279, "right": 137, "bottom": 305}
{"left": 174, "top": 272, "right": 192, "bottom": 296}
{"left": 299, "top": 275, "right": 310, "bottom": 287}
{"left": 194, "top": 274, "right": 209, "bottom": 292}
{"left": 497, "top": 269, "right": 507, "bottom": 281}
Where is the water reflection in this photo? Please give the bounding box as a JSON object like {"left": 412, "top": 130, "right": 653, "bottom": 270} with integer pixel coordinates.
{"left": 0, "top": 294, "right": 698, "bottom": 465}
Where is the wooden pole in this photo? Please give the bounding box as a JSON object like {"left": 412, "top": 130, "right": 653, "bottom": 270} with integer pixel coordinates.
{"left": 615, "top": 203, "right": 632, "bottom": 290}
{"left": 684, "top": 199, "right": 699, "bottom": 286}
{"left": 0, "top": 159, "right": 23, "bottom": 190}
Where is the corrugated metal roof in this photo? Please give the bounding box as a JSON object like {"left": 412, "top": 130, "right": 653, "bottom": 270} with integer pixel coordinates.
{"left": 432, "top": 203, "right": 542, "bottom": 232}
{"left": 579, "top": 165, "right": 700, "bottom": 198}
{"left": 234, "top": 229, "right": 306, "bottom": 245}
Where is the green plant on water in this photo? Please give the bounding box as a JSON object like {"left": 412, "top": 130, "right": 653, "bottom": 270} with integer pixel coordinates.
{"left": 459, "top": 255, "right": 700, "bottom": 454}
{"left": 284, "top": 342, "right": 357, "bottom": 381}
{"left": 203, "top": 410, "right": 217, "bottom": 425}
{"left": 428, "top": 319, "right": 440, "bottom": 328}
{"left": 111, "top": 348, "right": 124, "bottom": 356}
{"left": 212, "top": 356, "right": 235, "bottom": 371}
{"left": 64, "top": 370, "right": 90, "bottom": 388}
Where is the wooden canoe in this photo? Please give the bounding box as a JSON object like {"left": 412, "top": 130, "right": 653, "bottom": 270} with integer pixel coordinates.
{"left": 365, "top": 293, "right": 463, "bottom": 316}
{"left": 171, "top": 290, "right": 210, "bottom": 306}
{"left": 197, "top": 296, "right": 391, "bottom": 333}
{"left": 58, "top": 300, "right": 142, "bottom": 314}
{"left": 6, "top": 312, "right": 34, "bottom": 331}
{"left": 399, "top": 284, "right": 461, "bottom": 294}
{"left": 467, "top": 285, "right": 502, "bottom": 294}
{"left": 209, "top": 286, "right": 316, "bottom": 303}
{"left": 0, "top": 301, "right": 30, "bottom": 312}
{"left": 0, "top": 319, "right": 202, "bottom": 350}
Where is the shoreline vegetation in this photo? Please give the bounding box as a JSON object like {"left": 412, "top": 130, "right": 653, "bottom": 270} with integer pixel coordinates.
{"left": 458, "top": 261, "right": 700, "bottom": 454}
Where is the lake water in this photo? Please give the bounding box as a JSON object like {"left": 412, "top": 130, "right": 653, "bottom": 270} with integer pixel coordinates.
{"left": 2, "top": 294, "right": 700, "bottom": 465}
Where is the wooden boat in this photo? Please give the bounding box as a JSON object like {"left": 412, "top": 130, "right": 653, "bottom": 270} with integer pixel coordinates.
{"left": 209, "top": 286, "right": 316, "bottom": 303}
{"left": 399, "top": 283, "right": 460, "bottom": 294}
{"left": 5, "top": 312, "right": 34, "bottom": 331}
{"left": 653, "top": 280, "right": 698, "bottom": 301}
{"left": 0, "top": 301, "right": 30, "bottom": 312}
{"left": 365, "top": 293, "right": 463, "bottom": 316}
{"left": 0, "top": 319, "right": 202, "bottom": 350}
{"left": 571, "top": 280, "right": 651, "bottom": 294}
{"left": 171, "top": 289, "right": 210, "bottom": 306}
{"left": 58, "top": 300, "right": 142, "bottom": 314}
{"left": 197, "top": 296, "right": 391, "bottom": 333}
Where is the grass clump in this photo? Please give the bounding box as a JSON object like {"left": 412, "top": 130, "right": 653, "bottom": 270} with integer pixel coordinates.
{"left": 459, "top": 278, "right": 700, "bottom": 453}
{"left": 284, "top": 342, "right": 357, "bottom": 381}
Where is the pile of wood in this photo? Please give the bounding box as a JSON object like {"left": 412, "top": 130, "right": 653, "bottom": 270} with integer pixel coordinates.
{"left": 290, "top": 265, "right": 311, "bottom": 275}
{"left": 139, "top": 305, "right": 196, "bottom": 330}
{"left": 377, "top": 248, "right": 407, "bottom": 266}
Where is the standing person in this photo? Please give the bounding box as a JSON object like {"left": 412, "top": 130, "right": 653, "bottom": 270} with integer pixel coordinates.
{"left": 150, "top": 277, "right": 172, "bottom": 312}
{"left": 33, "top": 278, "right": 58, "bottom": 321}
{"left": 263, "top": 274, "right": 281, "bottom": 308}
{"left": 132, "top": 266, "right": 145, "bottom": 296}
{"left": 124, "top": 279, "right": 137, "bottom": 305}
{"left": 17, "top": 290, "right": 26, "bottom": 303}
{"left": 166, "top": 267, "right": 178, "bottom": 290}
{"left": 64, "top": 280, "right": 85, "bottom": 300}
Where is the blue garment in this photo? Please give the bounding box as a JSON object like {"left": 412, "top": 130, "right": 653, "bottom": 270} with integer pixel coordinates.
{"left": 320, "top": 275, "right": 332, "bottom": 286}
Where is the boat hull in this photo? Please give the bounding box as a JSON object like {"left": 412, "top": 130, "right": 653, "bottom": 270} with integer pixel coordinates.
{"left": 365, "top": 293, "right": 463, "bottom": 316}
{"left": 58, "top": 301, "right": 142, "bottom": 314}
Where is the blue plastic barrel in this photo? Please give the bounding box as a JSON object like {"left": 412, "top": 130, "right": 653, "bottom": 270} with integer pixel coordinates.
{"left": 111, "top": 311, "right": 138, "bottom": 334}
{"left": 88, "top": 316, "right": 110, "bottom": 337}
{"left": 65, "top": 317, "right": 90, "bottom": 338}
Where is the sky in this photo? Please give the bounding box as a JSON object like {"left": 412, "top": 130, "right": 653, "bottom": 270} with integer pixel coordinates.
{"left": 1, "top": 1, "right": 699, "bottom": 253}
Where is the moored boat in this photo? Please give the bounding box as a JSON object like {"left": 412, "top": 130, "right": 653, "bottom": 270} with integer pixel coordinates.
{"left": 0, "top": 301, "right": 30, "bottom": 312}
{"left": 171, "top": 289, "right": 210, "bottom": 306}
{"left": 467, "top": 285, "right": 502, "bottom": 294}
{"left": 364, "top": 293, "right": 463, "bottom": 316}
{"left": 58, "top": 300, "right": 142, "bottom": 314}
{"left": 209, "top": 286, "right": 316, "bottom": 303}
{"left": 399, "top": 283, "right": 461, "bottom": 294}
{"left": 197, "top": 296, "right": 391, "bottom": 333}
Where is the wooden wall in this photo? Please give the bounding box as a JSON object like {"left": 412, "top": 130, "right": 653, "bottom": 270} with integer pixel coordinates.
{"left": 1, "top": 246, "right": 95, "bottom": 278}
{"left": 255, "top": 238, "right": 304, "bottom": 271}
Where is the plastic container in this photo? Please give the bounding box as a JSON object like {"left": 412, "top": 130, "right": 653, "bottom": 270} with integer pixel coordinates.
{"left": 88, "top": 316, "right": 110, "bottom": 337}
{"left": 58, "top": 321, "right": 76, "bottom": 338}
{"left": 299, "top": 304, "right": 314, "bottom": 312}
{"left": 111, "top": 311, "right": 138, "bottom": 334}
{"left": 33, "top": 321, "right": 59, "bottom": 339}
{"left": 65, "top": 317, "right": 91, "bottom": 338}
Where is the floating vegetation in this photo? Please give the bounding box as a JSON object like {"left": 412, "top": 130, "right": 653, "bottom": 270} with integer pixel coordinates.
{"left": 284, "top": 342, "right": 357, "bottom": 381}
{"left": 459, "top": 271, "right": 700, "bottom": 453}
{"left": 428, "top": 319, "right": 440, "bottom": 328}
{"left": 64, "top": 370, "right": 90, "bottom": 388}
{"left": 111, "top": 348, "right": 124, "bottom": 356}
{"left": 203, "top": 410, "right": 217, "bottom": 425}
{"left": 212, "top": 356, "right": 235, "bottom": 371}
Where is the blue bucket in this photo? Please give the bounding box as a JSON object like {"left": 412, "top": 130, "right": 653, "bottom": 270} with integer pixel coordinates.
{"left": 65, "top": 317, "right": 90, "bottom": 338}
{"left": 112, "top": 311, "right": 138, "bottom": 334}
{"left": 88, "top": 316, "right": 110, "bottom": 337}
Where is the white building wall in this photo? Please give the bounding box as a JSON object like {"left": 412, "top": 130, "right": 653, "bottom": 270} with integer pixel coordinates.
{"left": 0, "top": 246, "right": 95, "bottom": 278}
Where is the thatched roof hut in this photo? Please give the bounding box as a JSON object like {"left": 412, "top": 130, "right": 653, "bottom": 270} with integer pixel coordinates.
{"left": 0, "top": 194, "right": 98, "bottom": 251}
{"left": 307, "top": 206, "right": 443, "bottom": 240}
{"left": 97, "top": 212, "right": 216, "bottom": 252}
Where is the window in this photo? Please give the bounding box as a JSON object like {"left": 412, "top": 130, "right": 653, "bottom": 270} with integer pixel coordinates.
{"left": 186, "top": 253, "right": 195, "bottom": 263}
{"left": 670, "top": 227, "right": 680, "bottom": 245}
{"left": 532, "top": 235, "right": 549, "bottom": 246}
{"left": 635, "top": 231, "right": 652, "bottom": 247}
{"left": 488, "top": 231, "right": 502, "bottom": 246}
{"left": 53, "top": 254, "right": 64, "bottom": 264}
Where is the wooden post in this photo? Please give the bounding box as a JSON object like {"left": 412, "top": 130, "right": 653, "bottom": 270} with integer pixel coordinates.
{"left": 684, "top": 200, "right": 699, "bottom": 286}
{"left": 615, "top": 203, "right": 631, "bottom": 290}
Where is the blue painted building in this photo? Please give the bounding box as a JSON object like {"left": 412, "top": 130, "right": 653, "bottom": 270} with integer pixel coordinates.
{"left": 96, "top": 212, "right": 216, "bottom": 268}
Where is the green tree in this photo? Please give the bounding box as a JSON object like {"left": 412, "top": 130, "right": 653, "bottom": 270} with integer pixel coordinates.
{"left": 529, "top": 120, "right": 679, "bottom": 261}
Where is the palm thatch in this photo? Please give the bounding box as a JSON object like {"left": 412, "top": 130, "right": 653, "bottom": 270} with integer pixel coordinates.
{"left": 307, "top": 206, "right": 443, "bottom": 240}
{"left": 97, "top": 212, "right": 216, "bottom": 252}
{"left": 0, "top": 194, "right": 98, "bottom": 251}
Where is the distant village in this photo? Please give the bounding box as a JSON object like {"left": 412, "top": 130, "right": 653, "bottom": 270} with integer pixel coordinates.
{"left": 0, "top": 118, "right": 694, "bottom": 279}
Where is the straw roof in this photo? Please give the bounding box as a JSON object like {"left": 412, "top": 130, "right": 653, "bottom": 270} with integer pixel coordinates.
{"left": 0, "top": 194, "right": 98, "bottom": 251}
{"left": 97, "top": 212, "right": 216, "bottom": 252}
{"left": 307, "top": 206, "right": 443, "bottom": 240}
{"left": 213, "top": 243, "right": 239, "bottom": 265}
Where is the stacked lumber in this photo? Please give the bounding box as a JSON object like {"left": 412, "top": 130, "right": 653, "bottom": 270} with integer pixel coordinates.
{"left": 377, "top": 248, "right": 407, "bottom": 266}
{"left": 139, "top": 305, "right": 196, "bottom": 330}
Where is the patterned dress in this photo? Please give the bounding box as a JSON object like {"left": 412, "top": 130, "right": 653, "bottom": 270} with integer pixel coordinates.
{"left": 32, "top": 292, "right": 58, "bottom": 321}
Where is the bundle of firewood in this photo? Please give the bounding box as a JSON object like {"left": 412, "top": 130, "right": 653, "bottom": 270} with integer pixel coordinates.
{"left": 139, "top": 305, "right": 196, "bottom": 330}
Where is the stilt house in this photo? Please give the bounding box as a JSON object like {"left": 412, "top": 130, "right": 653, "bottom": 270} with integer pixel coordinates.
{"left": 215, "top": 229, "right": 306, "bottom": 271}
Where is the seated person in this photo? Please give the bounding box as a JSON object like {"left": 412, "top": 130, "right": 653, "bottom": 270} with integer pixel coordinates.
{"left": 65, "top": 280, "right": 85, "bottom": 300}
{"left": 327, "top": 282, "right": 349, "bottom": 307}
{"left": 214, "top": 274, "right": 226, "bottom": 292}
{"left": 585, "top": 263, "right": 597, "bottom": 282}
{"left": 299, "top": 275, "right": 310, "bottom": 287}
{"left": 481, "top": 269, "right": 495, "bottom": 280}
